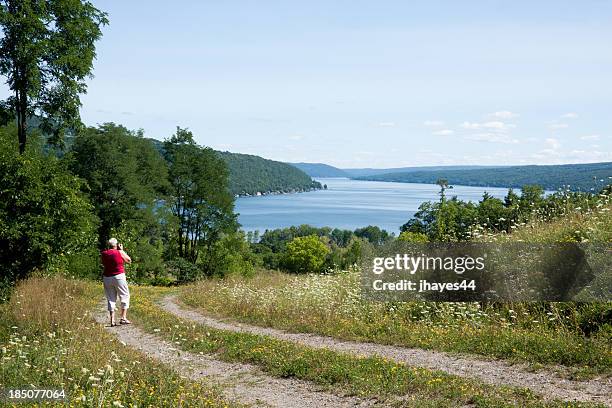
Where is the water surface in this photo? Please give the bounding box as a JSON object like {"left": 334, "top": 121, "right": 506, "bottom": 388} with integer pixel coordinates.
{"left": 236, "top": 178, "right": 514, "bottom": 233}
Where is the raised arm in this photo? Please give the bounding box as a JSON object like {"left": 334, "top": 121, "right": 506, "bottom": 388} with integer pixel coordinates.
{"left": 119, "top": 250, "right": 132, "bottom": 264}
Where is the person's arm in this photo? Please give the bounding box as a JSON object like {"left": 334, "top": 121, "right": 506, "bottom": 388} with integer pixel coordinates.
{"left": 120, "top": 250, "right": 131, "bottom": 264}
{"left": 117, "top": 244, "right": 132, "bottom": 264}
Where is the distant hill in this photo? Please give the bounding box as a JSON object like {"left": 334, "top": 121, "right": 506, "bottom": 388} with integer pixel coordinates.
{"left": 146, "top": 140, "right": 321, "bottom": 196}
{"left": 218, "top": 152, "right": 321, "bottom": 196}
{"left": 289, "top": 163, "right": 498, "bottom": 178}
{"left": 343, "top": 165, "right": 500, "bottom": 178}
{"left": 290, "top": 162, "right": 348, "bottom": 177}
{"left": 356, "top": 162, "right": 612, "bottom": 191}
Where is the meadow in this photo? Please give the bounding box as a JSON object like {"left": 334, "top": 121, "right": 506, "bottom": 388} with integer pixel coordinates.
{"left": 0, "top": 277, "right": 234, "bottom": 408}
{"left": 180, "top": 202, "right": 612, "bottom": 379}
{"left": 2, "top": 277, "right": 581, "bottom": 408}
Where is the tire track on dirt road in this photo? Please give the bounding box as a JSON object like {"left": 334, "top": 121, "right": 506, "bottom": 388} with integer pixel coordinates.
{"left": 94, "top": 306, "right": 376, "bottom": 408}
{"left": 162, "top": 295, "right": 611, "bottom": 406}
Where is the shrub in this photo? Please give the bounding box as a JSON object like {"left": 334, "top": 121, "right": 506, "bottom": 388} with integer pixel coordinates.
{"left": 397, "top": 231, "right": 429, "bottom": 243}
{"left": 0, "top": 126, "right": 98, "bottom": 284}
{"left": 282, "top": 235, "right": 330, "bottom": 273}
{"left": 165, "top": 258, "right": 200, "bottom": 283}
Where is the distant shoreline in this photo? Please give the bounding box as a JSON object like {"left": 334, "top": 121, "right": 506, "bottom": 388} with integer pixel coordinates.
{"left": 235, "top": 186, "right": 322, "bottom": 199}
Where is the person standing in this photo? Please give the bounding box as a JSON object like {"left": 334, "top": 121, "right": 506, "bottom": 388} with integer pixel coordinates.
{"left": 101, "top": 238, "right": 132, "bottom": 326}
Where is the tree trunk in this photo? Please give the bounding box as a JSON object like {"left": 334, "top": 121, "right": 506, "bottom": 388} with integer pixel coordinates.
{"left": 16, "top": 82, "right": 27, "bottom": 154}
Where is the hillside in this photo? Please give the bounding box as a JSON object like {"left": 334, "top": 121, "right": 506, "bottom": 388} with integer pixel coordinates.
{"left": 218, "top": 152, "right": 321, "bottom": 196}
{"left": 356, "top": 162, "right": 612, "bottom": 191}
{"left": 343, "top": 165, "right": 500, "bottom": 178}
{"left": 141, "top": 139, "right": 320, "bottom": 196}
{"left": 289, "top": 162, "right": 498, "bottom": 178}
{"left": 289, "top": 162, "right": 348, "bottom": 177}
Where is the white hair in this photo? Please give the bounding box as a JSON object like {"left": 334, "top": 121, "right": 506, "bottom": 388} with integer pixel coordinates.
{"left": 108, "top": 238, "right": 118, "bottom": 247}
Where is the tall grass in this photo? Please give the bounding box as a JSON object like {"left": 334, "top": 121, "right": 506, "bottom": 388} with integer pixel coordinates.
{"left": 131, "top": 287, "right": 565, "bottom": 407}
{"left": 180, "top": 204, "right": 612, "bottom": 377}
{"left": 0, "top": 276, "right": 234, "bottom": 407}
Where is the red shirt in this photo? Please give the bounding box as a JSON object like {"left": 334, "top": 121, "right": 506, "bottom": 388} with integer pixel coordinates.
{"left": 101, "top": 249, "right": 125, "bottom": 277}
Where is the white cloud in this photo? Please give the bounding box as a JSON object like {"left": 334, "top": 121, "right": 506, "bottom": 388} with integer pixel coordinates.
{"left": 580, "top": 134, "right": 600, "bottom": 141}
{"left": 288, "top": 134, "right": 304, "bottom": 141}
{"left": 549, "top": 123, "right": 569, "bottom": 130}
{"left": 561, "top": 112, "right": 578, "bottom": 119}
{"left": 424, "top": 120, "right": 444, "bottom": 127}
{"left": 465, "top": 133, "right": 519, "bottom": 144}
{"left": 433, "top": 129, "right": 454, "bottom": 136}
{"left": 489, "top": 111, "right": 519, "bottom": 119}
{"left": 378, "top": 122, "right": 396, "bottom": 128}
{"left": 461, "top": 121, "right": 516, "bottom": 132}
{"left": 530, "top": 149, "right": 612, "bottom": 164}
{"left": 545, "top": 137, "right": 561, "bottom": 149}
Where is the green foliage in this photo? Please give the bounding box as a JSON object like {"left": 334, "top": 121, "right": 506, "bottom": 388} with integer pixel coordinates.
{"left": 218, "top": 151, "right": 322, "bottom": 196}
{"left": 282, "top": 235, "right": 330, "bottom": 273}
{"left": 397, "top": 231, "right": 429, "bottom": 243}
{"left": 68, "top": 123, "right": 169, "bottom": 248}
{"left": 399, "top": 184, "right": 608, "bottom": 242}
{"left": 401, "top": 198, "right": 479, "bottom": 242}
{"left": 254, "top": 225, "right": 386, "bottom": 272}
{"left": 165, "top": 258, "right": 200, "bottom": 284}
{"left": 0, "top": 125, "right": 97, "bottom": 282}
{"left": 149, "top": 139, "right": 321, "bottom": 199}
{"left": 203, "top": 232, "right": 259, "bottom": 278}
{"left": 163, "top": 127, "right": 237, "bottom": 275}
{"left": 354, "top": 225, "right": 393, "bottom": 245}
{"left": 0, "top": 0, "right": 108, "bottom": 152}
{"left": 326, "top": 236, "right": 369, "bottom": 270}
{"left": 111, "top": 213, "right": 166, "bottom": 282}
{"left": 358, "top": 162, "right": 612, "bottom": 192}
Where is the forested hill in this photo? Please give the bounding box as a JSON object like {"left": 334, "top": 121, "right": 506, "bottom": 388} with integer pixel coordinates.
{"left": 145, "top": 139, "right": 321, "bottom": 196}
{"left": 290, "top": 162, "right": 349, "bottom": 177}
{"left": 217, "top": 152, "right": 321, "bottom": 196}
{"left": 356, "top": 162, "right": 612, "bottom": 191}
{"left": 289, "top": 162, "right": 499, "bottom": 178}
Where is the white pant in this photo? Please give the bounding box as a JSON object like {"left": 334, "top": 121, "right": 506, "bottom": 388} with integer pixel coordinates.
{"left": 103, "top": 274, "right": 130, "bottom": 312}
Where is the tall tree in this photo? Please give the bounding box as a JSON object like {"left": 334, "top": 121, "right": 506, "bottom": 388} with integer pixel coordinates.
{"left": 0, "top": 0, "right": 107, "bottom": 153}
{"left": 68, "top": 123, "right": 169, "bottom": 247}
{"left": 164, "top": 127, "right": 236, "bottom": 271}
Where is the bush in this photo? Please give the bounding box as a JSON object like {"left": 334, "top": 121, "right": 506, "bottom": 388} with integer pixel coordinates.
{"left": 397, "top": 231, "right": 429, "bottom": 243}
{"left": 165, "top": 258, "right": 200, "bottom": 284}
{"left": 202, "top": 232, "right": 258, "bottom": 278}
{"left": 0, "top": 126, "right": 98, "bottom": 284}
{"left": 282, "top": 235, "right": 330, "bottom": 273}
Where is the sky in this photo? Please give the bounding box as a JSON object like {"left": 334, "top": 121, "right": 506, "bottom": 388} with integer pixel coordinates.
{"left": 3, "top": 0, "right": 612, "bottom": 168}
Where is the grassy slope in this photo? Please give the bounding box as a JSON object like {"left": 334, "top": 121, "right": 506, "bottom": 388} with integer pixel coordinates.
{"left": 179, "top": 205, "right": 612, "bottom": 378}
{"left": 130, "top": 286, "right": 568, "bottom": 407}
{"left": 2, "top": 278, "right": 569, "bottom": 407}
{"left": 0, "top": 277, "right": 233, "bottom": 407}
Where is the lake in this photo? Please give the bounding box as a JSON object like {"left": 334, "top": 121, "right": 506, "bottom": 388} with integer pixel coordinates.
{"left": 235, "top": 178, "right": 515, "bottom": 234}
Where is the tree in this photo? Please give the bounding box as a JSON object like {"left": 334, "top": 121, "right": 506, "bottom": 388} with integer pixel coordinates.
{"left": 282, "top": 235, "right": 330, "bottom": 273}
{"left": 477, "top": 194, "right": 509, "bottom": 232}
{"left": 0, "top": 0, "right": 107, "bottom": 153}
{"left": 436, "top": 178, "right": 450, "bottom": 201}
{"left": 397, "top": 231, "right": 429, "bottom": 243}
{"left": 0, "top": 125, "right": 97, "bottom": 282}
{"left": 354, "top": 225, "right": 392, "bottom": 246}
{"left": 519, "top": 185, "right": 545, "bottom": 215}
{"left": 163, "top": 127, "right": 237, "bottom": 272}
{"left": 68, "top": 123, "right": 169, "bottom": 247}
